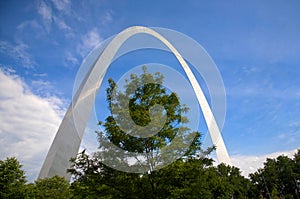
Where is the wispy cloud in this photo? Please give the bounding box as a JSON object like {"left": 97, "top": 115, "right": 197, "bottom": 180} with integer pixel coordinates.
{"left": 51, "top": 0, "right": 71, "bottom": 12}
{"left": 33, "top": 73, "right": 48, "bottom": 77}
{"left": 276, "top": 128, "right": 300, "bottom": 146}
{"left": 0, "top": 41, "right": 36, "bottom": 68}
{"left": 17, "top": 20, "right": 42, "bottom": 31}
{"left": 0, "top": 68, "right": 66, "bottom": 181}
{"left": 53, "top": 16, "right": 71, "bottom": 31}
{"left": 77, "top": 28, "right": 102, "bottom": 57}
{"left": 37, "top": 0, "right": 53, "bottom": 32}
{"left": 227, "top": 81, "right": 300, "bottom": 100}
{"left": 65, "top": 51, "right": 79, "bottom": 66}
{"left": 37, "top": 0, "right": 72, "bottom": 32}
{"left": 101, "top": 9, "right": 113, "bottom": 25}
{"left": 29, "top": 79, "right": 60, "bottom": 98}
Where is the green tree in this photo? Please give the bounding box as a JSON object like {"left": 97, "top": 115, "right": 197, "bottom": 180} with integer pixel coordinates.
{"left": 293, "top": 149, "right": 300, "bottom": 198}
{"left": 101, "top": 66, "right": 194, "bottom": 168}
{"left": 0, "top": 157, "right": 27, "bottom": 198}
{"left": 68, "top": 67, "right": 250, "bottom": 198}
{"left": 69, "top": 67, "right": 209, "bottom": 198}
{"left": 216, "top": 164, "right": 251, "bottom": 198}
{"left": 26, "top": 175, "right": 72, "bottom": 199}
{"left": 249, "top": 152, "right": 300, "bottom": 199}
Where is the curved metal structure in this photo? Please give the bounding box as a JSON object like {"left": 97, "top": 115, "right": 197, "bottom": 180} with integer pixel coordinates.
{"left": 39, "top": 26, "right": 231, "bottom": 180}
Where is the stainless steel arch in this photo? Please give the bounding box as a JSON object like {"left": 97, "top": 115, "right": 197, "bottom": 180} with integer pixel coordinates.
{"left": 39, "top": 26, "right": 231, "bottom": 180}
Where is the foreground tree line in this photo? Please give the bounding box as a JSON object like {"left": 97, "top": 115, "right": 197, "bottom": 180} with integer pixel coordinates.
{"left": 1, "top": 68, "right": 299, "bottom": 198}
{"left": 1, "top": 151, "right": 300, "bottom": 199}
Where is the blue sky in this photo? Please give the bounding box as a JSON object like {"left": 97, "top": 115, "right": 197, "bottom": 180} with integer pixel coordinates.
{"left": 0, "top": 0, "right": 300, "bottom": 181}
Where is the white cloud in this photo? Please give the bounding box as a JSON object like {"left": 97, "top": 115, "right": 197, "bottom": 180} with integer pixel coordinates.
{"left": 0, "top": 41, "right": 35, "bottom": 68}
{"left": 77, "top": 28, "right": 102, "bottom": 57}
{"left": 17, "top": 20, "right": 41, "bottom": 31}
{"left": 53, "top": 16, "right": 71, "bottom": 31}
{"left": 65, "top": 51, "right": 79, "bottom": 66}
{"left": 37, "top": 0, "right": 53, "bottom": 32}
{"left": 231, "top": 148, "right": 299, "bottom": 177}
{"left": 30, "top": 79, "right": 58, "bottom": 98}
{"left": 33, "top": 73, "right": 48, "bottom": 77}
{"left": 101, "top": 10, "right": 113, "bottom": 25}
{"left": 37, "top": 0, "right": 72, "bottom": 32}
{"left": 38, "top": 1, "right": 52, "bottom": 21}
{"left": 0, "top": 69, "right": 66, "bottom": 181}
{"left": 51, "top": 0, "right": 71, "bottom": 12}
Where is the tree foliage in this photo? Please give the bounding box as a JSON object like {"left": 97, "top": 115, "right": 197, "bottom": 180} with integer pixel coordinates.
{"left": 0, "top": 157, "right": 72, "bottom": 199}
{"left": 250, "top": 150, "right": 300, "bottom": 199}
{"left": 0, "top": 157, "right": 27, "bottom": 198}
{"left": 26, "top": 175, "right": 72, "bottom": 199}
{"left": 101, "top": 66, "right": 196, "bottom": 168}
{"left": 68, "top": 67, "right": 250, "bottom": 198}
